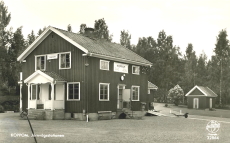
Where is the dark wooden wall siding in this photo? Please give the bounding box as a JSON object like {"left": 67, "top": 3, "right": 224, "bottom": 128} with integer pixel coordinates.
{"left": 187, "top": 96, "right": 206, "bottom": 109}
{"left": 22, "top": 84, "right": 28, "bottom": 111}
{"left": 189, "top": 89, "right": 203, "bottom": 95}
{"left": 21, "top": 31, "right": 149, "bottom": 113}
{"left": 87, "top": 57, "right": 148, "bottom": 113}
{"left": 21, "top": 32, "right": 87, "bottom": 113}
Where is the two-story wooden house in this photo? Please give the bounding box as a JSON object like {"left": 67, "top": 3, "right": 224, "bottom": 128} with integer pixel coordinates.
{"left": 17, "top": 26, "right": 153, "bottom": 120}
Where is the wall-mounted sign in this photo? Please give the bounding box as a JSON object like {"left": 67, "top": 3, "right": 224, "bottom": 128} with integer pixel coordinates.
{"left": 114, "top": 62, "right": 128, "bottom": 73}
{"left": 47, "top": 54, "right": 58, "bottom": 60}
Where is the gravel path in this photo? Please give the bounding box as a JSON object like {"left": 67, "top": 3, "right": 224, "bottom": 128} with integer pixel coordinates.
{"left": 0, "top": 112, "right": 229, "bottom": 143}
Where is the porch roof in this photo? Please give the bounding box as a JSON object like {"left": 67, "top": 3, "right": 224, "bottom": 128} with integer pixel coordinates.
{"left": 148, "top": 81, "right": 158, "bottom": 90}
{"left": 24, "top": 70, "right": 66, "bottom": 84}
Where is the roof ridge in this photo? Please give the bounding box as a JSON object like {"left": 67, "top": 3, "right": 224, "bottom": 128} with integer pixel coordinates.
{"left": 116, "top": 43, "right": 152, "bottom": 65}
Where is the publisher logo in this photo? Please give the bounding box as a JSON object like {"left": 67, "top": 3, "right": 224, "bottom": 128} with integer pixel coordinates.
{"left": 206, "top": 120, "right": 220, "bottom": 140}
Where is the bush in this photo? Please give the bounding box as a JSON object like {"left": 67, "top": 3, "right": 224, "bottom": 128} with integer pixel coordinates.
{"left": 1, "top": 100, "right": 19, "bottom": 112}
{"left": 0, "top": 105, "right": 4, "bottom": 113}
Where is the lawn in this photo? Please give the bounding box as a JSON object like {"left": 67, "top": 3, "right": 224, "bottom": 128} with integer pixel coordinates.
{"left": 0, "top": 113, "right": 229, "bottom": 143}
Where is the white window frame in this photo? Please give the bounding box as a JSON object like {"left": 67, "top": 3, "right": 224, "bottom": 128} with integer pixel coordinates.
{"left": 100, "top": 60, "right": 110, "bottom": 70}
{"left": 99, "top": 83, "right": 110, "bottom": 101}
{"left": 132, "top": 65, "right": 140, "bottom": 75}
{"left": 35, "top": 55, "right": 46, "bottom": 71}
{"left": 59, "top": 52, "right": 71, "bottom": 69}
{"left": 67, "top": 82, "right": 80, "bottom": 101}
{"left": 131, "top": 86, "right": 140, "bottom": 101}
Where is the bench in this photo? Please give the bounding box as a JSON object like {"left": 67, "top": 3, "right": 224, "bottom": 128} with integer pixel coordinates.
{"left": 98, "top": 111, "right": 112, "bottom": 120}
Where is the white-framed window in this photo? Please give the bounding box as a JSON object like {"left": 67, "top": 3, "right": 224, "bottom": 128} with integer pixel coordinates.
{"left": 35, "top": 55, "right": 46, "bottom": 71}
{"left": 31, "top": 84, "right": 40, "bottom": 100}
{"left": 100, "top": 60, "right": 110, "bottom": 70}
{"left": 99, "top": 83, "right": 110, "bottom": 101}
{"left": 59, "top": 52, "right": 71, "bottom": 69}
{"left": 132, "top": 86, "right": 140, "bottom": 101}
{"left": 67, "top": 82, "right": 80, "bottom": 100}
{"left": 132, "top": 65, "right": 140, "bottom": 75}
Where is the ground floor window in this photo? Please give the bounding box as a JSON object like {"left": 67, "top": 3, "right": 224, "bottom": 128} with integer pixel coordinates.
{"left": 132, "top": 86, "right": 139, "bottom": 101}
{"left": 67, "top": 82, "right": 80, "bottom": 100}
{"left": 99, "top": 83, "right": 110, "bottom": 101}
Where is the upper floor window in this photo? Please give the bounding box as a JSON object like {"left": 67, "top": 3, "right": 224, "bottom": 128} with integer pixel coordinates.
{"left": 99, "top": 83, "right": 110, "bottom": 101}
{"left": 132, "top": 86, "right": 140, "bottom": 101}
{"left": 100, "top": 60, "right": 109, "bottom": 70}
{"left": 132, "top": 66, "right": 140, "bottom": 75}
{"left": 67, "top": 82, "right": 80, "bottom": 100}
{"left": 35, "top": 55, "right": 46, "bottom": 71}
{"left": 59, "top": 52, "right": 71, "bottom": 69}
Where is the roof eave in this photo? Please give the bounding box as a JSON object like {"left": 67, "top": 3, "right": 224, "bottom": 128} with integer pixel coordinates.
{"left": 17, "top": 26, "right": 89, "bottom": 62}
{"left": 90, "top": 53, "right": 152, "bottom": 66}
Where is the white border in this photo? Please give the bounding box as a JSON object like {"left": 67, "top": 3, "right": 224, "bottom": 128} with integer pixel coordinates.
{"left": 131, "top": 85, "right": 140, "bottom": 101}
{"left": 59, "top": 52, "right": 71, "bottom": 69}
{"left": 67, "top": 82, "right": 80, "bottom": 101}
{"left": 132, "top": 65, "right": 140, "bottom": 75}
{"left": 100, "top": 60, "right": 110, "bottom": 70}
{"left": 99, "top": 83, "right": 110, "bottom": 101}
{"left": 35, "top": 55, "right": 46, "bottom": 71}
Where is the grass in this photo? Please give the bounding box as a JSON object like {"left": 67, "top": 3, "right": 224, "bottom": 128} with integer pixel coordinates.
{"left": 1, "top": 113, "right": 230, "bottom": 143}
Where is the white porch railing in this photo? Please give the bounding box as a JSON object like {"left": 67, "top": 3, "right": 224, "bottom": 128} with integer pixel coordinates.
{"left": 54, "top": 100, "right": 65, "bottom": 109}
{"left": 30, "top": 100, "right": 37, "bottom": 109}
{"left": 45, "top": 100, "right": 64, "bottom": 109}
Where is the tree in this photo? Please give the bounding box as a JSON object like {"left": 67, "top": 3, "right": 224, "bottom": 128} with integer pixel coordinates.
{"left": 214, "top": 29, "right": 229, "bottom": 105}
{"left": 26, "top": 30, "right": 36, "bottom": 46}
{"left": 37, "top": 26, "right": 46, "bottom": 38}
{"left": 7, "top": 27, "right": 25, "bottom": 93}
{"left": 181, "top": 43, "right": 197, "bottom": 94}
{"left": 120, "top": 30, "right": 131, "bottom": 49}
{"left": 168, "top": 85, "right": 184, "bottom": 106}
{"left": 94, "top": 18, "right": 112, "bottom": 42}
{"left": 67, "top": 24, "right": 72, "bottom": 32}
{"left": 0, "top": 1, "right": 11, "bottom": 93}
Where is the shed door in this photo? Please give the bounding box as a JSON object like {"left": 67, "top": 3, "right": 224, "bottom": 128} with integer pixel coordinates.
{"left": 210, "top": 98, "right": 212, "bottom": 108}
{"left": 193, "top": 98, "right": 199, "bottom": 109}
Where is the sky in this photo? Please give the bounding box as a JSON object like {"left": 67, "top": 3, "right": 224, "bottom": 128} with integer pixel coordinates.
{"left": 4, "top": 0, "right": 230, "bottom": 59}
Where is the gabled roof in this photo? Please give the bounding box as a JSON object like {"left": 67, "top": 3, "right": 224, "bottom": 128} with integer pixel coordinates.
{"left": 185, "top": 85, "right": 218, "bottom": 97}
{"left": 148, "top": 81, "right": 158, "bottom": 90}
{"left": 17, "top": 26, "right": 152, "bottom": 66}
{"left": 24, "top": 70, "right": 66, "bottom": 83}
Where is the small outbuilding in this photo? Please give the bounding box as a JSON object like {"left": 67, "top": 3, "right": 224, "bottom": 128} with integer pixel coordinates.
{"left": 185, "top": 85, "right": 218, "bottom": 109}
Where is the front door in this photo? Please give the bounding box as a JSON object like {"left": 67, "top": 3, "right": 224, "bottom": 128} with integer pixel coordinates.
{"left": 193, "top": 98, "right": 199, "bottom": 109}
{"left": 117, "top": 85, "right": 131, "bottom": 109}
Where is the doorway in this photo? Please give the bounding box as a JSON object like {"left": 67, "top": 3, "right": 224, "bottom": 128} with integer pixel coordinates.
{"left": 117, "top": 85, "right": 131, "bottom": 109}
{"left": 193, "top": 98, "right": 199, "bottom": 109}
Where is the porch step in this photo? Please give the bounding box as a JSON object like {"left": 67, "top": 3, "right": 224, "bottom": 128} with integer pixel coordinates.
{"left": 28, "top": 109, "right": 45, "bottom": 120}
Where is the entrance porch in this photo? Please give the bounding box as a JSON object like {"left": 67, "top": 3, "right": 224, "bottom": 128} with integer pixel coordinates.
{"left": 23, "top": 70, "right": 66, "bottom": 119}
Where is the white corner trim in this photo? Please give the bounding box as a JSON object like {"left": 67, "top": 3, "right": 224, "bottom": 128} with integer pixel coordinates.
{"left": 24, "top": 70, "right": 54, "bottom": 83}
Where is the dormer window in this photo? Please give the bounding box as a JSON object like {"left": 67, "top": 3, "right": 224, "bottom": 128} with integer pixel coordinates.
{"left": 35, "top": 55, "right": 46, "bottom": 71}
{"left": 59, "top": 52, "right": 71, "bottom": 69}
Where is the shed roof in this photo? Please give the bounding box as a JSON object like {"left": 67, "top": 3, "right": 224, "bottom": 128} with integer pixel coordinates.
{"left": 17, "top": 26, "right": 152, "bottom": 66}
{"left": 185, "top": 85, "right": 218, "bottom": 97}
